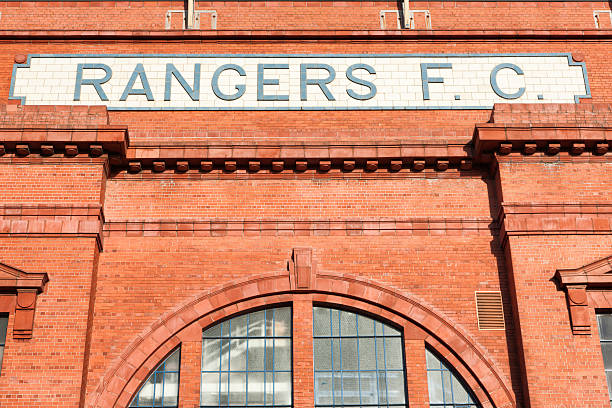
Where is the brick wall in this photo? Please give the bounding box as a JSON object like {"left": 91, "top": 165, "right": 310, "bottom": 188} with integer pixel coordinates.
{"left": 0, "top": 1, "right": 610, "bottom": 30}
{"left": 0, "top": 3, "right": 609, "bottom": 408}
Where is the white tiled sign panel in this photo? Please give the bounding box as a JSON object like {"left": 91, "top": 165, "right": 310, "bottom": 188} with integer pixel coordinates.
{"left": 10, "top": 54, "right": 590, "bottom": 110}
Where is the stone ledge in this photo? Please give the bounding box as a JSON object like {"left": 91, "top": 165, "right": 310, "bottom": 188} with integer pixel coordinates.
{"left": 103, "top": 217, "right": 495, "bottom": 237}
{"left": 2, "top": 29, "right": 612, "bottom": 40}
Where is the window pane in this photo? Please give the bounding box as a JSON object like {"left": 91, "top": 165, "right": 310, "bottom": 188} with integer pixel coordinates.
{"left": 165, "top": 351, "right": 180, "bottom": 371}
{"left": 163, "top": 372, "right": 179, "bottom": 405}
{"left": 442, "top": 370, "right": 453, "bottom": 403}
{"left": 599, "top": 315, "right": 612, "bottom": 340}
{"left": 332, "top": 339, "right": 341, "bottom": 371}
{"left": 359, "top": 371, "right": 378, "bottom": 404}
{"left": 427, "top": 371, "right": 444, "bottom": 403}
{"left": 273, "top": 339, "right": 291, "bottom": 371}
{"left": 219, "top": 373, "right": 229, "bottom": 405}
{"left": 230, "top": 339, "right": 247, "bottom": 371}
{"left": 377, "top": 371, "right": 387, "bottom": 405}
{"left": 342, "top": 372, "right": 360, "bottom": 404}
{"left": 220, "top": 339, "right": 230, "bottom": 371}
{"left": 315, "top": 372, "right": 333, "bottom": 405}
{"left": 129, "top": 348, "right": 180, "bottom": 407}
{"left": 274, "top": 308, "right": 291, "bottom": 337}
{"left": 228, "top": 372, "right": 246, "bottom": 405}
{"left": 201, "top": 307, "right": 292, "bottom": 408}
{"left": 386, "top": 371, "right": 405, "bottom": 404}
{"left": 314, "top": 307, "right": 331, "bottom": 337}
{"left": 384, "top": 337, "right": 403, "bottom": 370}
{"left": 138, "top": 377, "right": 155, "bottom": 406}
{"left": 358, "top": 338, "right": 376, "bottom": 370}
{"left": 331, "top": 309, "right": 340, "bottom": 337}
{"left": 357, "top": 314, "right": 375, "bottom": 336}
{"left": 0, "top": 315, "right": 7, "bottom": 376}
{"left": 201, "top": 373, "right": 220, "bottom": 405}
{"left": 249, "top": 311, "right": 265, "bottom": 337}
{"left": 425, "top": 349, "right": 440, "bottom": 369}
{"left": 0, "top": 316, "right": 7, "bottom": 344}
{"left": 452, "top": 374, "right": 470, "bottom": 403}
{"left": 602, "top": 343, "right": 612, "bottom": 370}
{"left": 340, "top": 311, "right": 357, "bottom": 336}
{"left": 203, "top": 339, "right": 221, "bottom": 371}
{"left": 598, "top": 314, "right": 612, "bottom": 407}
{"left": 314, "top": 338, "right": 332, "bottom": 371}
{"left": 231, "top": 315, "right": 248, "bottom": 338}
{"left": 274, "top": 372, "right": 292, "bottom": 405}
{"left": 425, "top": 348, "right": 481, "bottom": 408}
{"left": 204, "top": 324, "right": 222, "bottom": 338}
{"left": 247, "top": 372, "right": 265, "bottom": 405}
{"left": 313, "top": 306, "right": 406, "bottom": 408}
{"left": 247, "top": 338, "right": 265, "bottom": 371}
{"left": 333, "top": 372, "right": 343, "bottom": 405}
{"left": 341, "top": 338, "right": 358, "bottom": 370}
{"left": 265, "top": 372, "right": 274, "bottom": 406}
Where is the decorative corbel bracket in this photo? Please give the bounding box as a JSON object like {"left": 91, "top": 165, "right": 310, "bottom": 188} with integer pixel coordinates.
{"left": 555, "top": 255, "right": 612, "bottom": 335}
{"left": 0, "top": 262, "right": 48, "bottom": 339}
{"left": 289, "top": 247, "right": 315, "bottom": 290}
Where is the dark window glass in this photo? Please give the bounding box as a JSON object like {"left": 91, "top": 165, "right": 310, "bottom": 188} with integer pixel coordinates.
{"left": 130, "top": 348, "right": 181, "bottom": 407}
{"left": 0, "top": 314, "right": 7, "bottom": 374}
{"left": 597, "top": 314, "right": 612, "bottom": 406}
{"left": 425, "top": 349, "right": 480, "bottom": 408}
{"left": 201, "top": 307, "right": 292, "bottom": 408}
{"left": 313, "top": 306, "right": 406, "bottom": 408}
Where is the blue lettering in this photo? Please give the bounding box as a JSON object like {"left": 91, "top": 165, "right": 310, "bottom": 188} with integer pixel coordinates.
{"left": 74, "top": 63, "right": 112, "bottom": 101}
{"left": 300, "top": 63, "right": 336, "bottom": 101}
{"left": 420, "top": 63, "right": 452, "bottom": 100}
{"left": 346, "top": 63, "right": 377, "bottom": 100}
{"left": 490, "top": 63, "right": 525, "bottom": 99}
{"left": 120, "top": 63, "right": 154, "bottom": 101}
{"left": 165, "top": 63, "right": 200, "bottom": 101}
{"left": 212, "top": 64, "right": 246, "bottom": 101}
{"left": 257, "top": 64, "right": 289, "bottom": 101}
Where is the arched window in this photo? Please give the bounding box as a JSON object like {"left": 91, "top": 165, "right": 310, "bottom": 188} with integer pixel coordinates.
{"left": 426, "top": 348, "right": 480, "bottom": 408}
{"left": 129, "top": 347, "right": 181, "bottom": 407}
{"left": 201, "top": 307, "right": 292, "bottom": 408}
{"left": 313, "top": 306, "right": 406, "bottom": 408}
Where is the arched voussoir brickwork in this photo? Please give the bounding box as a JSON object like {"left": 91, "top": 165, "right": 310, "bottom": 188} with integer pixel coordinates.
{"left": 89, "top": 270, "right": 516, "bottom": 408}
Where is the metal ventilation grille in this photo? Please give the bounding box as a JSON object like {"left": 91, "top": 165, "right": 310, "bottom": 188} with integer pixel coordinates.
{"left": 475, "top": 291, "right": 505, "bottom": 330}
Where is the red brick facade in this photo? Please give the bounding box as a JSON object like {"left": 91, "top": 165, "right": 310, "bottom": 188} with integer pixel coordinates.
{"left": 0, "top": 2, "right": 610, "bottom": 407}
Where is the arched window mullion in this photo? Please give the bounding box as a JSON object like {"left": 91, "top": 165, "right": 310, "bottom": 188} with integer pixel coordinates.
{"left": 425, "top": 348, "right": 481, "bottom": 408}
{"left": 201, "top": 306, "right": 292, "bottom": 408}
{"left": 313, "top": 306, "right": 406, "bottom": 408}
{"left": 129, "top": 347, "right": 181, "bottom": 408}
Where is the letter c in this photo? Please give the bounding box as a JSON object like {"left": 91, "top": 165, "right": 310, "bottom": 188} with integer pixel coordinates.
{"left": 212, "top": 64, "right": 246, "bottom": 101}
{"left": 490, "top": 63, "right": 525, "bottom": 99}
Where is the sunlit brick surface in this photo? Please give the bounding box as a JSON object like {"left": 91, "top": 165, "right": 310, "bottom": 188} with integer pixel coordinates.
{"left": 0, "top": 2, "right": 610, "bottom": 408}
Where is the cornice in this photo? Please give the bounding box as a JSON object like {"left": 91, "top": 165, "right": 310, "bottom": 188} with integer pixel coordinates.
{"left": 0, "top": 261, "right": 48, "bottom": 293}
{"left": 0, "top": 204, "right": 105, "bottom": 250}
{"left": 1, "top": 29, "right": 612, "bottom": 41}
{"left": 555, "top": 256, "right": 612, "bottom": 286}
{"left": 553, "top": 255, "right": 612, "bottom": 335}
{"left": 474, "top": 123, "right": 611, "bottom": 162}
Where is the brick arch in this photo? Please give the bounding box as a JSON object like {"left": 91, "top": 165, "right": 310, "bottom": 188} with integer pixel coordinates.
{"left": 89, "top": 271, "right": 516, "bottom": 408}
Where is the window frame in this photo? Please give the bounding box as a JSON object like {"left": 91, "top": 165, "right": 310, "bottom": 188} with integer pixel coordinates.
{"left": 312, "top": 305, "right": 408, "bottom": 408}
{"left": 596, "top": 312, "right": 612, "bottom": 407}
{"left": 0, "top": 313, "right": 7, "bottom": 375}
{"left": 425, "top": 347, "right": 481, "bottom": 408}
{"left": 129, "top": 347, "right": 182, "bottom": 408}
{"left": 200, "top": 305, "right": 294, "bottom": 408}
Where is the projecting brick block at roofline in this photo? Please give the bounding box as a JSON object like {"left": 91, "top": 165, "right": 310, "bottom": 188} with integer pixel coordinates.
{"left": 491, "top": 103, "right": 612, "bottom": 126}
{"left": 0, "top": 105, "right": 109, "bottom": 127}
